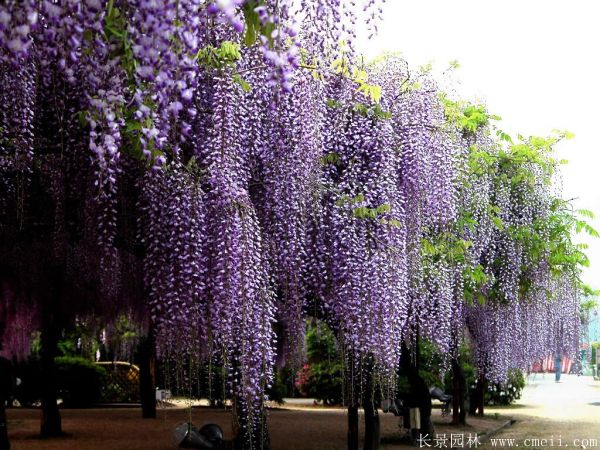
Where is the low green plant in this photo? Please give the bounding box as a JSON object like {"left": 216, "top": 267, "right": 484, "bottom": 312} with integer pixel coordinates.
{"left": 55, "top": 356, "right": 107, "bottom": 407}
{"left": 295, "top": 321, "right": 343, "bottom": 405}
{"left": 484, "top": 369, "right": 525, "bottom": 406}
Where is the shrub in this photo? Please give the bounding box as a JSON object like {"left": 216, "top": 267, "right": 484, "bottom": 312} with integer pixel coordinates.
{"left": 591, "top": 342, "right": 600, "bottom": 365}
{"left": 305, "top": 361, "right": 344, "bottom": 405}
{"left": 55, "top": 356, "right": 106, "bottom": 407}
{"left": 294, "top": 321, "right": 344, "bottom": 405}
{"left": 484, "top": 369, "right": 525, "bottom": 406}
{"left": 267, "top": 369, "right": 293, "bottom": 404}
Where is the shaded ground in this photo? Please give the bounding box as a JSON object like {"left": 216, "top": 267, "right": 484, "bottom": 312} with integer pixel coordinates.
{"left": 481, "top": 374, "right": 600, "bottom": 449}
{"left": 7, "top": 404, "right": 503, "bottom": 450}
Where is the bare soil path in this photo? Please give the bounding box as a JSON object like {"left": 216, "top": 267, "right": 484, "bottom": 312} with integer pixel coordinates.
{"left": 7, "top": 402, "right": 502, "bottom": 449}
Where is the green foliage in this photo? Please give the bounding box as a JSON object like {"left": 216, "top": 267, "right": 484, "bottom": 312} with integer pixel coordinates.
{"left": 320, "top": 151, "right": 341, "bottom": 166}
{"left": 335, "top": 193, "right": 364, "bottom": 206}
{"left": 242, "top": 1, "right": 276, "bottom": 47}
{"left": 326, "top": 98, "right": 343, "bottom": 109}
{"left": 398, "top": 339, "right": 453, "bottom": 396}
{"left": 266, "top": 370, "right": 293, "bottom": 404}
{"left": 415, "top": 339, "right": 446, "bottom": 388}
{"left": 456, "top": 122, "right": 594, "bottom": 303}
{"left": 352, "top": 102, "right": 392, "bottom": 120}
{"left": 330, "top": 58, "right": 383, "bottom": 103}
{"left": 55, "top": 356, "right": 107, "bottom": 407}
{"left": 196, "top": 41, "right": 242, "bottom": 69}
{"left": 591, "top": 342, "right": 600, "bottom": 365}
{"left": 352, "top": 203, "right": 391, "bottom": 219}
{"left": 103, "top": 1, "right": 136, "bottom": 79}
{"left": 443, "top": 344, "right": 476, "bottom": 393}
{"left": 440, "top": 95, "right": 499, "bottom": 135}
{"left": 298, "top": 321, "right": 344, "bottom": 405}
{"left": 419, "top": 62, "right": 433, "bottom": 74}
{"left": 334, "top": 192, "right": 397, "bottom": 226}
{"left": 423, "top": 233, "right": 472, "bottom": 261}
{"left": 448, "top": 60, "right": 461, "bottom": 70}
{"left": 541, "top": 198, "right": 599, "bottom": 282}
{"left": 463, "top": 264, "right": 490, "bottom": 305}
{"left": 483, "top": 369, "right": 525, "bottom": 406}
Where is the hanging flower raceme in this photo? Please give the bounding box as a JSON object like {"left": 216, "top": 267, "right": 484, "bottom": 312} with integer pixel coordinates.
{"left": 0, "top": 0, "right": 38, "bottom": 62}
{"left": 307, "top": 71, "right": 410, "bottom": 396}
{"left": 0, "top": 281, "right": 38, "bottom": 360}
{"left": 456, "top": 123, "right": 584, "bottom": 382}
{"left": 139, "top": 163, "right": 207, "bottom": 357}
{"left": 242, "top": 70, "right": 326, "bottom": 365}
{"left": 370, "top": 57, "right": 461, "bottom": 353}
{"left": 0, "top": 58, "right": 36, "bottom": 172}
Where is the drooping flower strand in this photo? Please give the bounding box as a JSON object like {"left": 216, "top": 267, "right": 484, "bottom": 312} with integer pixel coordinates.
{"left": 0, "top": 0, "right": 38, "bottom": 62}
{"left": 372, "top": 57, "right": 461, "bottom": 354}
{"left": 307, "top": 69, "right": 411, "bottom": 400}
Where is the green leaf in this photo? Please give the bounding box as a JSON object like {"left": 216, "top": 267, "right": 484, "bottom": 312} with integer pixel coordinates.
{"left": 232, "top": 73, "right": 252, "bottom": 92}
{"left": 376, "top": 203, "right": 391, "bottom": 214}
{"left": 448, "top": 60, "right": 460, "bottom": 70}
{"left": 242, "top": 1, "right": 261, "bottom": 46}
{"left": 387, "top": 219, "right": 402, "bottom": 228}
{"left": 350, "top": 194, "right": 365, "bottom": 204}
{"left": 320, "top": 152, "right": 341, "bottom": 165}
{"left": 577, "top": 209, "right": 595, "bottom": 219}
{"left": 326, "top": 98, "right": 343, "bottom": 109}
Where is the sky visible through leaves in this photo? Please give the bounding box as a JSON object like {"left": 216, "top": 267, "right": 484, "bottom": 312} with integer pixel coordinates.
{"left": 357, "top": 0, "right": 600, "bottom": 290}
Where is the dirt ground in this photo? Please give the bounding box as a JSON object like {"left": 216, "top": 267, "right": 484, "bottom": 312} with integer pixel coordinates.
{"left": 7, "top": 405, "right": 503, "bottom": 450}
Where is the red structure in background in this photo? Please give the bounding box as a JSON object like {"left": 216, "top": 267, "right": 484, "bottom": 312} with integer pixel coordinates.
{"left": 531, "top": 356, "right": 573, "bottom": 373}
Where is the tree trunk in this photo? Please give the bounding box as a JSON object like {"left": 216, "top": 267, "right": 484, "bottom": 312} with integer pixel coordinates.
{"left": 363, "top": 398, "right": 380, "bottom": 450}
{"left": 362, "top": 358, "right": 380, "bottom": 450}
{"left": 452, "top": 360, "right": 460, "bottom": 425}
{"left": 477, "top": 376, "right": 486, "bottom": 416}
{"left": 451, "top": 358, "right": 467, "bottom": 425}
{"left": 0, "top": 399, "right": 8, "bottom": 450}
{"left": 0, "top": 366, "right": 9, "bottom": 450}
{"left": 138, "top": 332, "right": 156, "bottom": 419}
{"left": 39, "top": 306, "right": 62, "bottom": 437}
{"left": 347, "top": 404, "right": 359, "bottom": 450}
{"left": 469, "top": 375, "right": 486, "bottom": 417}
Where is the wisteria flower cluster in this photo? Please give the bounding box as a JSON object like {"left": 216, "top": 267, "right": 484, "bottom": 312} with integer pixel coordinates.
{"left": 0, "top": 1, "right": 587, "bottom": 447}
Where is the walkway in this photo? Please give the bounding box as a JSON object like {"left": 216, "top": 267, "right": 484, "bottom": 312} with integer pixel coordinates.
{"left": 482, "top": 374, "right": 600, "bottom": 449}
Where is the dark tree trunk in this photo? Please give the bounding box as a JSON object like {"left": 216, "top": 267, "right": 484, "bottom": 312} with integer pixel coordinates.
{"left": 452, "top": 361, "right": 460, "bottom": 424}
{"left": 138, "top": 331, "right": 156, "bottom": 419}
{"left": 363, "top": 397, "right": 380, "bottom": 450}
{"left": 401, "top": 337, "right": 433, "bottom": 439}
{"left": 347, "top": 404, "right": 359, "bottom": 450}
{"left": 0, "top": 357, "right": 10, "bottom": 450}
{"left": 476, "top": 376, "right": 486, "bottom": 416}
{"left": 468, "top": 385, "right": 477, "bottom": 415}
{"left": 451, "top": 358, "right": 467, "bottom": 426}
{"left": 469, "top": 375, "right": 486, "bottom": 416}
{"left": 39, "top": 302, "right": 62, "bottom": 437}
{"left": 362, "top": 358, "right": 380, "bottom": 450}
{"left": 0, "top": 399, "right": 8, "bottom": 450}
